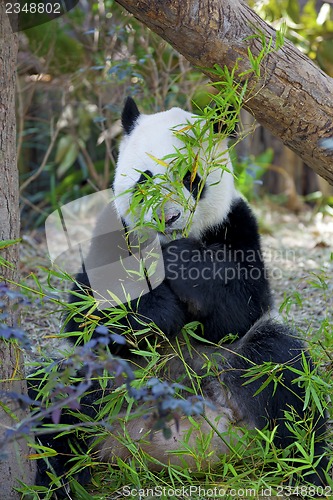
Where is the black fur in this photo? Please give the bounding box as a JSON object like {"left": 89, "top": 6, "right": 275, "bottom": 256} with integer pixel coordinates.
{"left": 196, "top": 318, "right": 329, "bottom": 486}
{"left": 163, "top": 198, "right": 272, "bottom": 342}
{"left": 29, "top": 374, "right": 104, "bottom": 496}
{"left": 64, "top": 197, "right": 271, "bottom": 348}
{"left": 212, "top": 104, "right": 238, "bottom": 138}
{"left": 182, "top": 170, "right": 206, "bottom": 200}
{"left": 65, "top": 267, "right": 187, "bottom": 349}
{"left": 135, "top": 169, "right": 153, "bottom": 187}
{"left": 121, "top": 96, "right": 140, "bottom": 135}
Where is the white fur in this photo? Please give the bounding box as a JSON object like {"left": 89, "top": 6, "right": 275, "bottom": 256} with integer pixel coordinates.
{"left": 114, "top": 107, "right": 239, "bottom": 243}
{"left": 97, "top": 404, "right": 242, "bottom": 469}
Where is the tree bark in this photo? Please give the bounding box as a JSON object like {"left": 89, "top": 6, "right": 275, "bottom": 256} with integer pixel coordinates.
{"left": 115, "top": 0, "right": 333, "bottom": 185}
{"left": 0, "top": 4, "right": 35, "bottom": 496}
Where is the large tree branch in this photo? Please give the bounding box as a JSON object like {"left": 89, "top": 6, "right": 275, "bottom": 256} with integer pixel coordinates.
{"left": 115, "top": 0, "right": 333, "bottom": 184}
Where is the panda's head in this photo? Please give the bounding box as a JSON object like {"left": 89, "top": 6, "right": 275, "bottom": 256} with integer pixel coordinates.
{"left": 114, "top": 97, "right": 238, "bottom": 244}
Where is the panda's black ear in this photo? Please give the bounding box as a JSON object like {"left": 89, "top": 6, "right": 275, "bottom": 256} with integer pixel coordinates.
{"left": 122, "top": 97, "right": 140, "bottom": 135}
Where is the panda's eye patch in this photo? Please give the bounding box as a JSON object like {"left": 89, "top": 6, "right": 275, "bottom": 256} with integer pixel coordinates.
{"left": 134, "top": 170, "right": 153, "bottom": 202}
{"left": 183, "top": 171, "right": 205, "bottom": 200}
{"left": 136, "top": 170, "right": 153, "bottom": 186}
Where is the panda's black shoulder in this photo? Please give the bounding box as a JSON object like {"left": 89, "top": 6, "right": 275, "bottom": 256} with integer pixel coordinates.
{"left": 202, "top": 197, "right": 261, "bottom": 249}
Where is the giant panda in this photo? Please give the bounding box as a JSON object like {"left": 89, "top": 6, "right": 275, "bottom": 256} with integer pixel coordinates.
{"left": 31, "top": 97, "right": 329, "bottom": 495}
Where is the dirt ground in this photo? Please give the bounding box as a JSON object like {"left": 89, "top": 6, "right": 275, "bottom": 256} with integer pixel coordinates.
{"left": 258, "top": 205, "right": 333, "bottom": 334}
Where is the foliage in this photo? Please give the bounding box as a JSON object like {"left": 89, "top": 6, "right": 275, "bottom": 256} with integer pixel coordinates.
{"left": 24, "top": 22, "right": 85, "bottom": 75}
{"left": 6, "top": 267, "right": 333, "bottom": 499}
{"left": 18, "top": 0, "right": 207, "bottom": 228}
{"left": 250, "top": 0, "right": 333, "bottom": 76}
{"left": 12, "top": 7, "right": 333, "bottom": 497}
{"left": 18, "top": 0, "right": 333, "bottom": 229}
{"left": 233, "top": 149, "right": 274, "bottom": 201}
{"left": 303, "top": 191, "right": 333, "bottom": 217}
{"left": 18, "top": 1, "right": 288, "bottom": 228}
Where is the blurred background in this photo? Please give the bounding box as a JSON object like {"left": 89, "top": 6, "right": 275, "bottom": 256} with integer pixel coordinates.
{"left": 17, "top": 0, "right": 333, "bottom": 229}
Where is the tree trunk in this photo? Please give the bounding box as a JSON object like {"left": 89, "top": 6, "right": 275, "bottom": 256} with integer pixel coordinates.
{"left": 0, "top": 5, "right": 35, "bottom": 496}
{"left": 115, "top": 0, "right": 333, "bottom": 185}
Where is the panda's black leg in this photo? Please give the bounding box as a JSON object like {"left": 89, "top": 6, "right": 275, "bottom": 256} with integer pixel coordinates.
{"left": 34, "top": 450, "right": 72, "bottom": 498}
{"left": 34, "top": 453, "right": 91, "bottom": 499}
{"left": 28, "top": 369, "right": 99, "bottom": 496}
{"left": 215, "top": 317, "right": 329, "bottom": 486}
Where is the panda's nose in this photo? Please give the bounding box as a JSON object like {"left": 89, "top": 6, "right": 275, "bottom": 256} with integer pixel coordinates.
{"left": 165, "top": 211, "right": 181, "bottom": 227}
